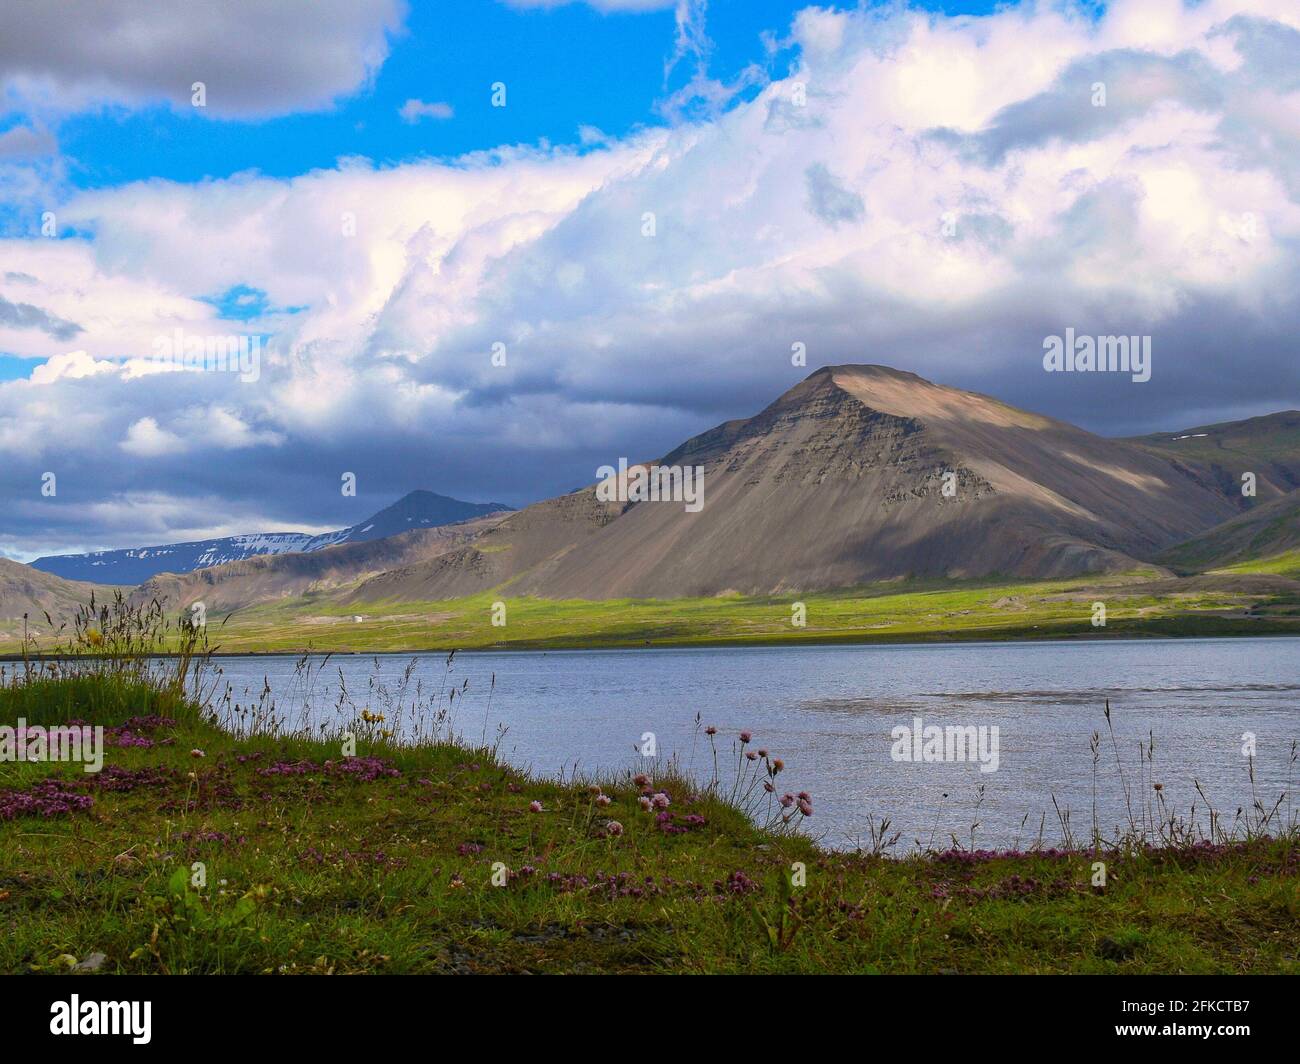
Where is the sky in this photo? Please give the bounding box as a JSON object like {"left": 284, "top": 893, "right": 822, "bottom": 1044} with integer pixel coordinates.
{"left": 1, "top": 0, "right": 1298, "bottom": 560}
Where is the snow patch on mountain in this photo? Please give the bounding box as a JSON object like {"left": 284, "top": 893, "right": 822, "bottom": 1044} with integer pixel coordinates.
{"left": 31, "top": 491, "right": 512, "bottom": 585}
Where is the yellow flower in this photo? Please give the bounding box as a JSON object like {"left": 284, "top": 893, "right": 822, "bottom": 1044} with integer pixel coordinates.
{"left": 86, "top": 629, "right": 103, "bottom": 647}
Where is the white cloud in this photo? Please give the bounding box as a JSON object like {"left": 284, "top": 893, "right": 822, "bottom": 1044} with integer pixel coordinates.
{"left": 120, "top": 417, "right": 183, "bottom": 457}
{"left": 2, "top": 0, "right": 1300, "bottom": 554}
{"left": 399, "top": 99, "right": 454, "bottom": 123}
{"left": 29, "top": 350, "right": 114, "bottom": 384}
{"left": 176, "top": 406, "right": 286, "bottom": 450}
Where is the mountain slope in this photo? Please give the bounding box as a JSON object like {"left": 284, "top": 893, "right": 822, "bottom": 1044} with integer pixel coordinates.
{"left": 1157, "top": 488, "right": 1300, "bottom": 576}
{"left": 1126, "top": 411, "right": 1300, "bottom": 501}
{"left": 346, "top": 365, "right": 1245, "bottom": 601}
{"left": 133, "top": 513, "right": 508, "bottom": 615}
{"left": 341, "top": 489, "right": 626, "bottom": 604}
{"left": 0, "top": 557, "right": 108, "bottom": 633}
{"left": 31, "top": 491, "right": 512, "bottom": 584}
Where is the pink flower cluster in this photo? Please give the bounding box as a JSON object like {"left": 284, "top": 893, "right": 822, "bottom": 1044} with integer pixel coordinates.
{"left": 655, "top": 811, "right": 707, "bottom": 835}
{"left": 0, "top": 778, "right": 94, "bottom": 821}
{"left": 257, "top": 756, "right": 400, "bottom": 782}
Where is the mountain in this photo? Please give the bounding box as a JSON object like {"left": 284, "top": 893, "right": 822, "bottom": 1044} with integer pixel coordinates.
{"left": 30, "top": 491, "right": 512, "bottom": 585}
{"left": 134, "top": 513, "right": 507, "bottom": 615}
{"left": 1126, "top": 411, "right": 1300, "bottom": 501}
{"left": 1158, "top": 488, "right": 1300, "bottom": 576}
{"left": 343, "top": 365, "right": 1246, "bottom": 601}
{"left": 0, "top": 557, "right": 107, "bottom": 635}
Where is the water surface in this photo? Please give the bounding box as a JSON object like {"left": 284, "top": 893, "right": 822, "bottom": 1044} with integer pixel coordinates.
{"left": 203, "top": 637, "right": 1300, "bottom": 850}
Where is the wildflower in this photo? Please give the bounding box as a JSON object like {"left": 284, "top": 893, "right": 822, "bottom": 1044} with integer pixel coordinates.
{"left": 797, "top": 791, "right": 810, "bottom": 801}
{"left": 651, "top": 792, "right": 670, "bottom": 810}
{"left": 745, "top": 751, "right": 758, "bottom": 761}
{"left": 757, "top": 749, "right": 768, "bottom": 758}
{"left": 763, "top": 782, "right": 775, "bottom": 793}
{"left": 190, "top": 749, "right": 205, "bottom": 758}
{"left": 771, "top": 759, "right": 784, "bottom": 774}
{"left": 779, "top": 793, "right": 795, "bottom": 808}
{"left": 528, "top": 800, "right": 543, "bottom": 813}
{"left": 595, "top": 794, "right": 611, "bottom": 807}
{"left": 1153, "top": 783, "right": 1163, "bottom": 792}
{"left": 86, "top": 629, "right": 103, "bottom": 647}
{"left": 606, "top": 821, "right": 624, "bottom": 837}
{"left": 633, "top": 773, "right": 649, "bottom": 787}
{"left": 704, "top": 726, "right": 717, "bottom": 736}
{"left": 739, "top": 731, "right": 752, "bottom": 744}
{"left": 797, "top": 798, "right": 813, "bottom": 817}
{"left": 587, "top": 785, "right": 602, "bottom": 795}
{"left": 0, "top": 779, "right": 94, "bottom": 821}
{"left": 638, "top": 796, "right": 653, "bottom": 811}
{"left": 721, "top": 870, "right": 759, "bottom": 896}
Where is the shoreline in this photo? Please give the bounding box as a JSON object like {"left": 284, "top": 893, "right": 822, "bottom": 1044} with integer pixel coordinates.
{"left": 3, "top": 623, "right": 1298, "bottom": 661}
{"left": 3, "top": 665, "right": 1297, "bottom": 974}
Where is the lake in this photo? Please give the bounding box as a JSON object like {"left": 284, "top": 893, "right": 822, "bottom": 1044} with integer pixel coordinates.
{"left": 199, "top": 637, "right": 1300, "bottom": 851}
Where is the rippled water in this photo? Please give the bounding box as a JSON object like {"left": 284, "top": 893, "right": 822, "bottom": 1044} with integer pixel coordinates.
{"left": 203, "top": 637, "right": 1300, "bottom": 850}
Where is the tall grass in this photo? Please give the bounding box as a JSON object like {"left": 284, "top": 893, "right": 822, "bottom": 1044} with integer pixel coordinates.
{"left": 2, "top": 592, "right": 209, "bottom": 728}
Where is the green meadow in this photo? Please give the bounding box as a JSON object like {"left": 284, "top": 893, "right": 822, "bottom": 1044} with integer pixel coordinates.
{"left": 149, "top": 570, "right": 1300, "bottom": 654}
{"left": 4, "top": 568, "right": 1297, "bottom": 657}
{"left": 1217, "top": 549, "right": 1300, "bottom": 581}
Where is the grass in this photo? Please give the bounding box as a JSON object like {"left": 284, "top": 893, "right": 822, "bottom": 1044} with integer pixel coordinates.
{"left": 1217, "top": 549, "right": 1300, "bottom": 581}
{"left": 6, "top": 569, "right": 1293, "bottom": 655}
{"left": 1, "top": 607, "right": 1297, "bottom": 974}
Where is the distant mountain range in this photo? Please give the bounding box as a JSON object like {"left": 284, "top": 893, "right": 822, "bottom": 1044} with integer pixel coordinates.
{"left": 29, "top": 490, "right": 512, "bottom": 585}
{"left": 4, "top": 364, "right": 1299, "bottom": 634}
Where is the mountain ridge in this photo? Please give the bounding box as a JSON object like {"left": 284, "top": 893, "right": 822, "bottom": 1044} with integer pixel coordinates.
{"left": 30, "top": 490, "right": 512, "bottom": 584}
{"left": 1158, "top": 487, "right": 1300, "bottom": 575}
{"left": 1125, "top": 410, "right": 1300, "bottom": 501}
{"left": 343, "top": 364, "right": 1247, "bottom": 603}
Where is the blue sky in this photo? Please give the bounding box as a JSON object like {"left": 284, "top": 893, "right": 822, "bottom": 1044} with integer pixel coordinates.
{"left": 35, "top": 1, "right": 1018, "bottom": 191}
{"left": 1, "top": 0, "right": 1297, "bottom": 557}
